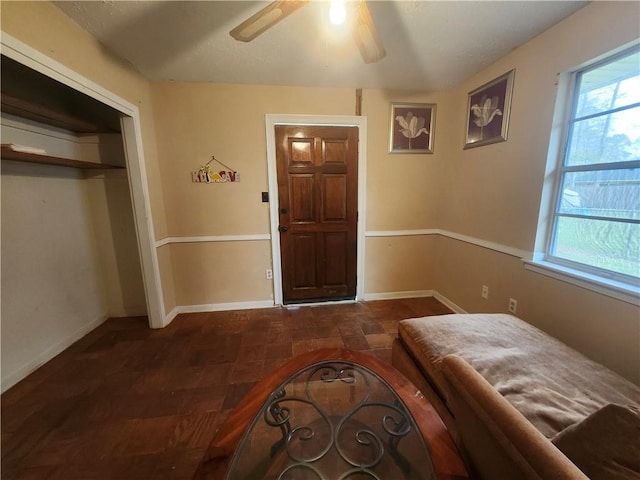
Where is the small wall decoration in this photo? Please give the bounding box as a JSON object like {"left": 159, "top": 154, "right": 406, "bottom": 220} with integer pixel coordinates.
{"left": 389, "top": 103, "right": 436, "bottom": 154}
{"left": 464, "top": 69, "right": 515, "bottom": 149}
{"left": 191, "top": 155, "right": 240, "bottom": 183}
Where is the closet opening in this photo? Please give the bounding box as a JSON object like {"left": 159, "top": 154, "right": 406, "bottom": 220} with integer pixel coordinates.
{"left": 1, "top": 51, "right": 160, "bottom": 392}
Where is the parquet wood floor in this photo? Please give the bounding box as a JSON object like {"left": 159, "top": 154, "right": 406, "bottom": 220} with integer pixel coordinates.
{"left": 1, "top": 297, "right": 451, "bottom": 479}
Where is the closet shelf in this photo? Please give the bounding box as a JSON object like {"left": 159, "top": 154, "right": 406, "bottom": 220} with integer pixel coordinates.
{"left": 1, "top": 146, "right": 124, "bottom": 170}
{"left": 1, "top": 93, "right": 117, "bottom": 134}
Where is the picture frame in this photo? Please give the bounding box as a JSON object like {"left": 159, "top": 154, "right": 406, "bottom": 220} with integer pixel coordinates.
{"left": 464, "top": 69, "right": 514, "bottom": 149}
{"left": 389, "top": 102, "right": 436, "bottom": 154}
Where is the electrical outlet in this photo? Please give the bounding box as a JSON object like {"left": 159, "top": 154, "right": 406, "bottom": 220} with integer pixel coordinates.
{"left": 508, "top": 298, "right": 518, "bottom": 314}
{"left": 266, "top": 269, "right": 273, "bottom": 280}
{"left": 481, "top": 285, "right": 489, "bottom": 299}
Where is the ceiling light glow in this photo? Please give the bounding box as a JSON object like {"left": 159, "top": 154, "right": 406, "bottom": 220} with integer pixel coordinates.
{"left": 329, "top": 0, "right": 346, "bottom": 25}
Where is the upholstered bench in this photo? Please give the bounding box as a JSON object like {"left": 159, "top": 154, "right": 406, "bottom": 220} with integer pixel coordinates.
{"left": 392, "top": 313, "right": 640, "bottom": 479}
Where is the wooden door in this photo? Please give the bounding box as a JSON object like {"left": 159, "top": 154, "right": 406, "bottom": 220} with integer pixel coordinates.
{"left": 275, "top": 125, "right": 358, "bottom": 303}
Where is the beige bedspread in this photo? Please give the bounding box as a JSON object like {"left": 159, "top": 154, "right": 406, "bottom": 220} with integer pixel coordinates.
{"left": 399, "top": 313, "right": 640, "bottom": 438}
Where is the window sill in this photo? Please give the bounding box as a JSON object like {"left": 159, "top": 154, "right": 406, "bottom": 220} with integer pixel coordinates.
{"left": 524, "top": 257, "right": 640, "bottom": 306}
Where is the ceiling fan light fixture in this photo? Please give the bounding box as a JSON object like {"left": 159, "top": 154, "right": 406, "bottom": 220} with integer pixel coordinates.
{"left": 357, "top": 25, "right": 380, "bottom": 61}
{"left": 229, "top": 0, "right": 385, "bottom": 65}
{"left": 329, "top": 0, "right": 347, "bottom": 25}
{"left": 352, "top": 1, "right": 386, "bottom": 63}
{"left": 236, "top": 9, "right": 283, "bottom": 40}
{"left": 230, "top": 0, "right": 308, "bottom": 42}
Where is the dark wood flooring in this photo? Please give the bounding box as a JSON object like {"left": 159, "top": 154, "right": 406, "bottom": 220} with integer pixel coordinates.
{"left": 1, "top": 297, "right": 451, "bottom": 479}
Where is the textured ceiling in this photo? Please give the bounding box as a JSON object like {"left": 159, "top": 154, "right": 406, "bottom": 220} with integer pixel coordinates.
{"left": 54, "top": 1, "right": 588, "bottom": 91}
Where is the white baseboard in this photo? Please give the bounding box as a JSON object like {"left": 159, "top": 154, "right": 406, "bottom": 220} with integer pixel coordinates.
{"left": 433, "top": 291, "right": 467, "bottom": 314}
{"left": 2, "top": 292, "right": 467, "bottom": 392}
{"left": 160, "top": 292, "right": 466, "bottom": 326}
{"left": 162, "top": 300, "right": 276, "bottom": 325}
{"left": 163, "top": 306, "right": 179, "bottom": 327}
{"left": 362, "top": 289, "right": 467, "bottom": 314}
{"left": 178, "top": 300, "right": 275, "bottom": 314}
{"left": 1, "top": 312, "right": 108, "bottom": 393}
{"left": 363, "top": 290, "right": 435, "bottom": 301}
{"left": 108, "top": 306, "right": 149, "bottom": 318}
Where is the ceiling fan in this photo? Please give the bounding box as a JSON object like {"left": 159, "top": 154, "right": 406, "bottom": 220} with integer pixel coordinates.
{"left": 230, "top": 0, "right": 386, "bottom": 64}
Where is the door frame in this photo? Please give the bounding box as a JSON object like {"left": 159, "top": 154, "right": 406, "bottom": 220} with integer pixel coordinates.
{"left": 265, "top": 114, "right": 367, "bottom": 306}
{"left": 1, "top": 32, "right": 166, "bottom": 328}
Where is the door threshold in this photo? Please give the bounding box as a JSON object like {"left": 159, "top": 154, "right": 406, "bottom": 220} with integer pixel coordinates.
{"left": 283, "top": 298, "right": 357, "bottom": 308}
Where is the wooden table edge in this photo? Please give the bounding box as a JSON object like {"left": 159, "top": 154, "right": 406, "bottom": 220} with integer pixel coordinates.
{"left": 193, "top": 348, "right": 469, "bottom": 479}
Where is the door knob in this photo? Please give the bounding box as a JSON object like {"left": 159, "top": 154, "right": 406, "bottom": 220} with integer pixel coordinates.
{"left": 280, "top": 208, "right": 288, "bottom": 214}
{"left": 279, "top": 225, "right": 289, "bottom": 233}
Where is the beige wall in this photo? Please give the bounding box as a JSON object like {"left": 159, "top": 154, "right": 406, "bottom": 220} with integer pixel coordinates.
{"left": 2, "top": 1, "right": 638, "bottom": 384}
{"left": 170, "top": 242, "right": 274, "bottom": 307}
{"left": 151, "top": 83, "right": 354, "bottom": 237}
{"left": 1, "top": 157, "right": 146, "bottom": 392}
{"left": 1, "top": 0, "right": 176, "bottom": 312}
{"left": 151, "top": 83, "right": 357, "bottom": 308}
{"left": 0, "top": 1, "right": 170, "bottom": 390}
{"left": 156, "top": 245, "right": 177, "bottom": 315}
{"left": 360, "top": 88, "right": 446, "bottom": 296}
{"left": 434, "top": 238, "right": 640, "bottom": 383}
{"left": 1, "top": 1, "right": 167, "bottom": 236}
{"left": 1, "top": 161, "right": 106, "bottom": 390}
{"left": 440, "top": 1, "right": 640, "bottom": 249}
{"left": 433, "top": 1, "right": 640, "bottom": 383}
{"left": 365, "top": 236, "right": 436, "bottom": 295}
{"left": 85, "top": 169, "right": 147, "bottom": 317}
{"left": 361, "top": 89, "right": 449, "bottom": 231}
{"left": 151, "top": 83, "right": 446, "bottom": 307}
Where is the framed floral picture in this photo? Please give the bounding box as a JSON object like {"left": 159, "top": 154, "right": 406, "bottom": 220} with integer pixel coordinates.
{"left": 464, "top": 69, "right": 514, "bottom": 149}
{"left": 389, "top": 103, "right": 436, "bottom": 154}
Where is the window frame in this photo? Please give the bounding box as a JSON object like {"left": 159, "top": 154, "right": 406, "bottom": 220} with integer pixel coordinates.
{"left": 544, "top": 45, "right": 640, "bottom": 288}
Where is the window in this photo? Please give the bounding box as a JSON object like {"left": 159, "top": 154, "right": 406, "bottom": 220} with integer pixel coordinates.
{"left": 547, "top": 46, "right": 640, "bottom": 286}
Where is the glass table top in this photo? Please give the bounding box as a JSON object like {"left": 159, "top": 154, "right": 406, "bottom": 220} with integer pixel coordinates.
{"left": 226, "top": 359, "right": 436, "bottom": 480}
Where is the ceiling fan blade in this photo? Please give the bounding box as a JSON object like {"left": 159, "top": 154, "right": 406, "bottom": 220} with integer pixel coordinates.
{"left": 352, "top": 0, "right": 386, "bottom": 64}
{"left": 230, "top": 0, "right": 308, "bottom": 42}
